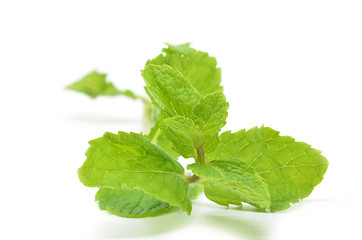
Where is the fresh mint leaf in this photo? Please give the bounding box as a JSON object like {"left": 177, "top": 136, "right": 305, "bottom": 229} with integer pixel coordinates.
{"left": 96, "top": 186, "right": 174, "bottom": 218}
{"left": 147, "top": 43, "right": 222, "bottom": 96}
{"left": 142, "top": 64, "right": 201, "bottom": 118}
{"left": 78, "top": 131, "right": 192, "bottom": 214}
{"left": 160, "top": 92, "right": 228, "bottom": 158}
{"left": 144, "top": 44, "right": 227, "bottom": 158}
{"left": 160, "top": 116, "right": 202, "bottom": 159}
{"left": 66, "top": 71, "right": 137, "bottom": 99}
{"left": 96, "top": 184, "right": 203, "bottom": 218}
{"left": 146, "top": 117, "right": 180, "bottom": 159}
{"left": 192, "top": 92, "right": 229, "bottom": 153}
{"left": 206, "top": 126, "right": 329, "bottom": 212}
{"left": 188, "top": 160, "right": 271, "bottom": 209}
{"left": 143, "top": 64, "right": 228, "bottom": 158}
{"left": 142, "top": 64, "right": 203, "bottom": 159}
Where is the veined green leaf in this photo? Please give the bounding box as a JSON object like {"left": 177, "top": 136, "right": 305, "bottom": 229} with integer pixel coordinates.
{"left": 146, "top": 116, "right": 180, "bottom": 159}
{"left": 78, "top": 131, "right": 192, "bottom": 214}
{"left": 142, "top": 65, "right": 228, "bottom": 157}
{"left": 207, "top": 126, "right": 329, "bottom": 212}
{"left": 142, "top": 64, "right": 201, "bottom": 118}
{"left": 192, "top": 92, "right": 229, "bottom": 153}
{"left": 96, "top": 186, "right": 174, "bottom": 218}
{"left": 188, "top": 160, "right": 271, "bottom": 209}
{"left": 160, "top": 116, "right": 202, "bottom": 159}
{"left": 147, "top": 43, "right": 223, "bottom": 96}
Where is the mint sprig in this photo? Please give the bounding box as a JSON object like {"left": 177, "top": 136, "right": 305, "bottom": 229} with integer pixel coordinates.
{"left": 68, "top": 43, "right": 328, "bottom": 217}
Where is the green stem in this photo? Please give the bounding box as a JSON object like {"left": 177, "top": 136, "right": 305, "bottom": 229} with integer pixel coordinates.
{"left": 186, "top": 174, "right": 200, "bottom": 183}
{"left": 196, "top": 144, "right": 205, "bottom": 164}
{"left": 138, "top": 96, "right": 150, "bottom": 105}
{"left": 150, "top": 128, "right": 161, "bottom": 144}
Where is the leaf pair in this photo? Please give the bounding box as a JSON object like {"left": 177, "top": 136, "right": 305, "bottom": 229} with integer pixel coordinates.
{"left": 73, "top": 43, "right": 328, "bottom": 217}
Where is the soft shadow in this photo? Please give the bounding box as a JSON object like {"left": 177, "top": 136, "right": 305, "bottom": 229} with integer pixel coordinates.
{"left": 92, "top": 197, "right": 284, "bottom": 239}
{"left": 203, "top": 210, "right": 273, "bottom": 240}
{"left": 301, "top": 198, "right": 332, "bottom": 203}
{"left": 92, "top": 211, "right": 193, "bottom": 239}
{"left": 64, "top": 113, "right": 140, "bottom": 125}
{"left": 93, "top": 203, "right": 274, "bottom": 239}
{"left": 232, "top": 205, "right": 267, "bottom": 213}
{"left": 193, "top": 200, "right": 274, "bottom": 240}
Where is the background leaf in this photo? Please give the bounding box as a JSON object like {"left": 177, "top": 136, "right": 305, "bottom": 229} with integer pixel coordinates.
{"left": 66, "top": 71, "right": 137, "bottom": 99}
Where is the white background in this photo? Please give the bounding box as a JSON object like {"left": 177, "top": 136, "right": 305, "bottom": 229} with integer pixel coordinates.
{"left": 1, "top": 0, "right": 361, "bottom": 239}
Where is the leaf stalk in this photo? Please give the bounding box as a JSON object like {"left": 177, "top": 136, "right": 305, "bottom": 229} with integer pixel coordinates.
{"left": 196, "top": 144, "right": 205, "bottom": 164}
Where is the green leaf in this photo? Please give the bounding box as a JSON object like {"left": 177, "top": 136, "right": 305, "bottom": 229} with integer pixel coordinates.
{"left": 96, "top": 184, "right": 202, "bottom": 218}
{"left": 142, "top": 64, "right": 201, "bottom": 118}
{"left": 160, "top": 116, "right": 202, "bottom": 159}
{"left": 188, "top": 160, "right": 271, "bottom": 209}
{"left": 193, "top": 92, "right": 228, "bottom": 131}
{"left": 78, "top": 131, "right": 192, "bottom": 214}
{"left": 147, "top": 43, "right": 223, "bottom": 96}
{"left": 142, "top": 65, "right": 229, "bottom": 158}
{"left": 96, "top": 186, "right": 174, "bottom": 218}
{"left": 66, "top": 71, "right": 137, "bottom": 99}
{"left": 192, "top": 92, "right": 229, "bottom": 153}
{"left": 206, "top": 126, "right": 329, "bottom": 212}
{"left": 159, "top": 92, "right": 228, "bottom": 158}
{"left": 146, "top": 118, "right": 180, "bottom": 159}
{"left": 144, "top": 46, "right": 227, "bottom": 157}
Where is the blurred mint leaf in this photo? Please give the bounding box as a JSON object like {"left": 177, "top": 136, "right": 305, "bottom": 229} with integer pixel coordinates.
{"left": 66, "top": 71, "right": 137, "bottom": 99}
{"left": 188, "top": 184, "right": 204, "bottom": 200}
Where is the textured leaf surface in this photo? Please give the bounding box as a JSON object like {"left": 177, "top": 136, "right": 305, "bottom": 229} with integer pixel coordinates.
{"left": 143, "top": 65, "right": 228, "bottom": 157}
{"left": 78, "top": 131, "right": 191, "bottom": 214}
{"left": 147, "top": 43, "right": 222, "bottom": 96}
{"left": 96, "top": 187, "right": 174, "bottom": 218}
{"left": 142, "top": 64, "right": 201, "bottom": 118}
{"left": 161, "top": 116, "right": 202, "bottom": 159}
{"left": 188, "top": 160, "right": 270, "bottom": 209}
{"left": 207, "top": 126, "right": 329, "bottom": 212}
{"left": 66, "top": 71, "right": 137, "bottom": 99}
{"left": 192, "top": 92, "right": 229, "bottom": 152}
{"left": 193, "top": 92, "right": 228, "bottom": 130}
